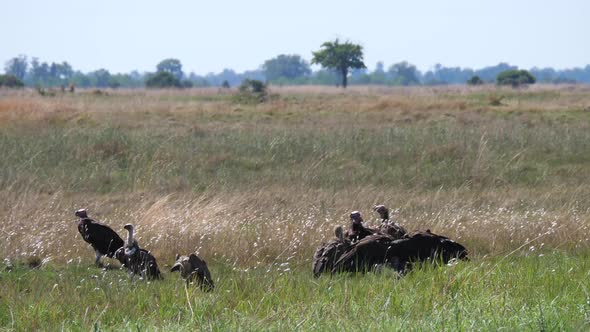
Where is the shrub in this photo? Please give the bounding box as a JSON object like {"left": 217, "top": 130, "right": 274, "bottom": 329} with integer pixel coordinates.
{"left": 36, "top": 86, "right": 57, "bottom": 97}
{"left": 497, "top": 70, "right": 536, "bottom": 87}
{"left": 233, "top": 79, "right": 268, "bottom": 103}
{"left": 488, "top": 95, "right": 505, "bottom": 106}
{"left": 108, "top": 80, "right": 121, "bottom": 89}
{"left": 0, "top": 74, "right": 25, "bottom": 88}
{"left": 467, "top": 75, "right": 484, "bottom": 86}
{"left": 145, "top": 71, "right": 182, "bottom": 88}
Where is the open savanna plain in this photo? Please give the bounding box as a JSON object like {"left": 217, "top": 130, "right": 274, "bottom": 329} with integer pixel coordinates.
{"left": 1, "top": 85, "right": 590, "bottom": 330}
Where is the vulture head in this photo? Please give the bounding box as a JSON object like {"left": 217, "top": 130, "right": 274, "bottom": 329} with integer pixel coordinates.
{"left": 170, "top": 254, "right": 192, "bottom": 276}
{"left": 373, "top": 205, "right": 389, "bottom": 221}
{"left": 349, "top": 211, "right": 363, "bottom": 224}
{"left": 440, "top": 239, "right": 469, "bottom": 261}
{"left": 171, "top": 254, "right": 214, "bottom": 291}
{"left": 75, "top": 209, "right": 88, "bottom": 219}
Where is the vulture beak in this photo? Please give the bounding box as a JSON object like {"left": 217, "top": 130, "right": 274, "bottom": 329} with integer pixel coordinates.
{"left": 170, "top": 263, "right": 182, "bottom": 272}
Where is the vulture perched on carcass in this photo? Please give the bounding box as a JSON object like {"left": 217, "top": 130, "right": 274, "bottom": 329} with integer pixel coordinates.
{"left": 344, "top": 211, "right": 375, "bottom": 243}
{"left": 75, "top": 209, "right": 125, "bottom": 266}
{"left": 312, "top": 225, "right": 352, "bottom": 277}
{"left": 115, "top": 223, "right": 162, "bottom": 280}
{"left": 171, "top": 254, "right": 215, "bottom": 291}
{"left": 332, "top": 229, "right": 468, "bottom": 275}
{"left": 373, "top": 205, "right": 407, "bottom": 240}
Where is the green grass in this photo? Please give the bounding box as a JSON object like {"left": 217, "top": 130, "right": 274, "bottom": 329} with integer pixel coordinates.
{"left": 2, "top": 113, "right": 590, "bottom": 193}
{"left": 1, "top": 252, "right": 589, "bottom": 331}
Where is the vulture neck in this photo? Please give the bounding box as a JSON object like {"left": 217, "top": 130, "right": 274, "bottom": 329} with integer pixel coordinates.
{"left": 335, "top": 226, "right": 344, "bottom": 241}
{"left": 351, "top": 221, "right": 364, "bottom": 232}
{"left": 126, "top": 228, "right": 135, "bottom": 248}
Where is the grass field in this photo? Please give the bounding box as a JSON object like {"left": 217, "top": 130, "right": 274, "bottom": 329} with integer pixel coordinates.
{"left": 1, "top": 85, "right": 590, "bottom": 330}
{"left": 2, "top": 253, "right": 589, "bottom": 331}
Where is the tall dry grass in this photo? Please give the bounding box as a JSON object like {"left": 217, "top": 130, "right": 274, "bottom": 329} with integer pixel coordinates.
{"left": 2, "top": 185, "right": 588, "bottom": 268}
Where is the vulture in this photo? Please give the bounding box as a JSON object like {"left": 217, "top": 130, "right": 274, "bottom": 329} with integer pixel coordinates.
{"left": 75, "top": 209, "right": 125, "bottom": 266}
{"left": 171, "top": 254, "right": 215, "bottom": 291}
{"left": 115, "top": 224, "right": 162, "bottom": 280}
{"left": 332, "top": 230, "right": 468, "bottom": 275}
{"left": 344, "top": 211, "right": 375, "bottom": 243}
{"left": 312, "top": 225, "right": 352, "bottom": 277}
{"left": 373, "top": 205, "right": 407, "bottom": 240}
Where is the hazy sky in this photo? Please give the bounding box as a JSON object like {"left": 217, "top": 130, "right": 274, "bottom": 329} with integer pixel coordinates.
{"left": 1, "top": 0, "right": 588, "bottom": 74}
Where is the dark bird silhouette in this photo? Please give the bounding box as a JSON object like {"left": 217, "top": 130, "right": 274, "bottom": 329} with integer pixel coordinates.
{"left": 115, "top": 224, "right": 162, "bottom": 280}
{"left": 171, "top": 254, "right": 214, "bottom": 291}
{"left": 312, "top": 225, "right": 351, "bottom": 277}
{"left": 373, "top": 205, "right": 407, "bottom": 240}
{"left": 75, "top": 209, "right": 124, "bottom": 266}
{"left": 344, "top": 211, "right": 375, "bottom": 243}
{"left": 332, "top": 230, "right": 468, "bottom": 275}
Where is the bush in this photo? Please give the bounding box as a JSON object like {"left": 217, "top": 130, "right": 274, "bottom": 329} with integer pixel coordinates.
{"left": 497, "top": 70, "right": 536, "bottom": 87}
{"left": 552, "top": 77, "right": 577, "bottom": 84}
{"left": 145, "top": 71, "right": 182, "bottom": 88}
{"left": 467, "top": 75, "right": 484, "bottom": 86}
{"left": 108, "top": 80, "right": 121, "bottom": 89}
{"left": 0, "top": 74, "right": 25, "bottom": 88}
{"left": 233, "top": 79, "right": 268, "bottom": 103}
{"left": 36, "top": 86, "right": 57, "bottom": 97}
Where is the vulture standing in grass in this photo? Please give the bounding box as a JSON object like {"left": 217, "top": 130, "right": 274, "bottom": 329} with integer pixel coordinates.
{"left": 332, "top": 229, "right": 468, "bottom": 275}
{"left": 312, "top": 225, "right": 352, "bottom": 277}
{"left": 344, "top": 211, "right": 375, "bottom": 243}
{"left": 115, "top": 223, "right": 162, "bottom": 280}
{"left": 373, "top": 205, "right": 407, "bottom": 240}
{"left": 75, "top": 209, "right": 125, "bottom": 266}
{"left": 171, "top": 254, "right": 214, "bottom": 291}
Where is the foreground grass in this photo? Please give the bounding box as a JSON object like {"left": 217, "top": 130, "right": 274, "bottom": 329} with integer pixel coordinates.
{"left": 1, "top": 252, "right": 588, "bottom": 331}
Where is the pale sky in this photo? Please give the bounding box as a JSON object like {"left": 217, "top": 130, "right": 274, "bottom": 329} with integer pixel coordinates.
{"left": 1, "top": 0, "right": 588, "bottom": 74}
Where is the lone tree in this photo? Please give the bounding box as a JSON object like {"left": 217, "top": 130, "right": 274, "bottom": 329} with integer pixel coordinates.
{"left": 311, "top": 39, "right": 366, "bottom": 88}
{"left": 496, "top": 70, "right": 536, "bottom": 87}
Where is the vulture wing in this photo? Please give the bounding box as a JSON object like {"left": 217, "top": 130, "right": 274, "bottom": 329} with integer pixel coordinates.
{"left": 188, "top": 254, "right": 214, "bottom": 291}
{"left": 312, "top": 239, "right": 351, "bottom": 277}
{"left": 379, "top": 223, "right": 408, "bottom": 239}
{"left": 84, "top": 221, "right": 125, "bottom": 258}
{"left": 332, "top": 234, "right": 399, "bottom": 274}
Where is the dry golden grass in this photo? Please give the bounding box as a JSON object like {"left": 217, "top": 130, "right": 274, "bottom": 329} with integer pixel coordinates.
{"left": 1, "top": 185, "right": 589, "bottom": 269}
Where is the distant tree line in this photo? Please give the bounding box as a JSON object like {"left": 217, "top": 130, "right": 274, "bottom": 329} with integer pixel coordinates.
{"left": 4, "top": 53, "right": 590, "bottom": 89}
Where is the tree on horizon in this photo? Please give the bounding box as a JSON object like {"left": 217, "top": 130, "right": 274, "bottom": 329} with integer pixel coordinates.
{"left": 311, "top": 39, "right": 366, "bottom": 88}
{"left": 156, "top": 58, "right": 184, "bottom": 80}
